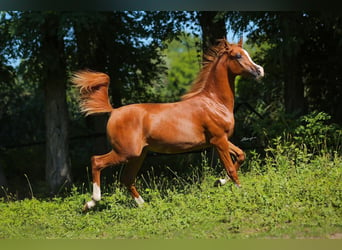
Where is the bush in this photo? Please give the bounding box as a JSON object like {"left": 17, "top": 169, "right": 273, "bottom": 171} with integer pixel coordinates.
{"left": 293, "top": 111, "right": 341, "bottom": 153}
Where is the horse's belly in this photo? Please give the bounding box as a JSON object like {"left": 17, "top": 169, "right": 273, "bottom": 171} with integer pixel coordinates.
{"left": 146, "top": 139, "right": 208, "bottom": 154}
{"left": 146, "top": 119, "right": 207, "bottom": 154}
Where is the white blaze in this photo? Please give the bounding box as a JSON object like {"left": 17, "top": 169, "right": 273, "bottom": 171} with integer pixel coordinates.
{"left": 243, "top": 49, "right": 264, "bottom": 77}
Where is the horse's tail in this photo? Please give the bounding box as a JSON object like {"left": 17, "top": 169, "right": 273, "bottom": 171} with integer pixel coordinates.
{"left": 71, "top": 70, "right": 113, "bottom": 116}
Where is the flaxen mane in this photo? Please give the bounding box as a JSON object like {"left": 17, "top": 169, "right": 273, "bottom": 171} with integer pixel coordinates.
{"left": 181, "top": 39, "right": 230, "bottom": 100}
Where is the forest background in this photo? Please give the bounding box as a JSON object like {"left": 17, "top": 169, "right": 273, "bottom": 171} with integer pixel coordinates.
{"left": 0, "top": 11, "right": 341, "bottom": 197}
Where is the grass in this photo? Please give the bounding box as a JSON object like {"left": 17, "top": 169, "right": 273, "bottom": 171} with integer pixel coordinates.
{"left": 0, "top": 143, "right": 341, "bottom": 239}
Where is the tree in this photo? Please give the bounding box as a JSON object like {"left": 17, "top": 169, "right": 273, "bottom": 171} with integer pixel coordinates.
{"left": 67, "top": 11, "right": 188, "bottom": 155}
{"left": 0, "top": 62, "right": 13, "bottom": 192}
{"left": 40, "top": 13, "right": 72, "bottom": 193}
{"left": 228, "top": 11, "right": 342, "bottom": 123}
{"left": 229, "top": 12, "right": 307, "bottom": 116}
{"left": 0, "top": 11, "right": 193, "bottom": 194}
{"left": 197, "top": 11, "right": 227, "bottom": 54}
{"left": 160, "top": 32, "right": 201, "bottom": 102}
{"left": 1, "top": 11, "right": 72, "bottom": 194}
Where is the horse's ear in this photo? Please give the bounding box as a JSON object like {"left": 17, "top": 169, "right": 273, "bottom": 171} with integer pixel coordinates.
{"left": 238, "top": 36, "right": 243, "bottom": 47}
{"left": 223, "top": 38, "right": 231, "bottom": 49}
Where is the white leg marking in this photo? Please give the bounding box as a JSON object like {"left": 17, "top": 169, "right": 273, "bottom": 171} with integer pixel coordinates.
{"left": 92, "top": 183, "right": 101, "bottom": 201}
{"left": 218, "top": 178, "right": 228, "bottom": 185}
{"left": 134, "top": 196, "right": 145, "bottom": 207}
{"left": 86, "top": 199, "right": 96, "bottom": 209}
{"left": 215, "top": 176, "right": 231, "bottom": 187}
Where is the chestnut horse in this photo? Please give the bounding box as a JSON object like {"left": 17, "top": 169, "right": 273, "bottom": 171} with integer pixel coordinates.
{"left": 72, "top": 38, "right": 264, "bottom": 211}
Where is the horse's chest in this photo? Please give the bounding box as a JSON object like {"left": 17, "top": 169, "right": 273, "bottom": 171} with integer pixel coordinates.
{"left": 206, "top": 107, "right": 235, "bottom": 136}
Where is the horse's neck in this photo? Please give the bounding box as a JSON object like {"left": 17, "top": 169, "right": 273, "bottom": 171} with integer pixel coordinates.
{"left": 205, "top": 57, "right": 235, "bottom": 112}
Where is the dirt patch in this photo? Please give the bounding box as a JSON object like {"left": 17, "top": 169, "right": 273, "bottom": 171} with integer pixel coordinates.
{"left": 329, "top": 233, "right": 342, "bottom": 239}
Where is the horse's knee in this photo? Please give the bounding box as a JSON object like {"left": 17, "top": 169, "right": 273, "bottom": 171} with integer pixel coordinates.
{"left": 91, "top": 155, "right": 103, "bottom": 172}
{"left": 237, "top": 152, "right": 246, "bottom": 164}
{"left": 91, "top": 150, "right": 124, "bottom": 171}
{"left": 91, "top": 156, "right": 97, "bottom": 168}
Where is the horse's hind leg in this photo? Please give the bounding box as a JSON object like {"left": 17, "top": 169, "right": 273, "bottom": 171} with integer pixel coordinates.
{"left": 83, "top": 150, "right": 125, "bottom": 211}
{"left": 120, "top": 149, "right": 147, "bottom": 207}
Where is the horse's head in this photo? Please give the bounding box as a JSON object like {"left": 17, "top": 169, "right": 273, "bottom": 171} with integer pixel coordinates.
{"left": 220, "top": 38, "right": 264, "bottom": 79}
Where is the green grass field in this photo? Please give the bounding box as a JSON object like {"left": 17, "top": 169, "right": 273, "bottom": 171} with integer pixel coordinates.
{"left": 0, "top": 141, "right": 341, "bottom": 239}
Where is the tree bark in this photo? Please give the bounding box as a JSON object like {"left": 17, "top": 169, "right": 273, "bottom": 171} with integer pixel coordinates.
{"left": 283, "top": 56, "right": 306, "bottom": 116}
{"left": 0, "top": 163, "right": 7, "bottom": 194}
{"left": 41, "top": 14, "right": 72, "bottom": 194}
{"left": 280, "top": 13, "right": 307, "bottom": 116}
{"left": 197, "top": 11, "right": 227, "bottom": 54}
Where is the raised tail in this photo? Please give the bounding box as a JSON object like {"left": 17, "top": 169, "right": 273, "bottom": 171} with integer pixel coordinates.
{"left": 71, "top": 70, "right": 113, "bottom": 116}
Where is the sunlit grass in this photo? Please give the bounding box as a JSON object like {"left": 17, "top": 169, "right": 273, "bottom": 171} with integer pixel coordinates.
{"left": 0, "top": 142, "right": 341, "bottom": 239}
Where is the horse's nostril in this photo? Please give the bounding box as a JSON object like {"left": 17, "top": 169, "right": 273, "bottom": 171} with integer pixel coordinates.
{"left": 256, "top": 66, "right": 264, "bottom": 78}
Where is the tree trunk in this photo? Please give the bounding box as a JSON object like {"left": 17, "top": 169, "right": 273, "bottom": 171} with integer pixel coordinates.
{"left": 197, "top": 11, "right": 227, "bottom": 54}
{"left": 41, "top": 14, "right": 72, "bottom": 194}
{"left": 44, "top": 76, "right": 72, "bottom": 194}
{"left": 283, "top": 56, "right": 306, "bottom": 116}
{"left": 280, "top": 13, "right": 307, "bottom": 117}
{"left": 0, "top": 163, "right": 7, "bottom": 194}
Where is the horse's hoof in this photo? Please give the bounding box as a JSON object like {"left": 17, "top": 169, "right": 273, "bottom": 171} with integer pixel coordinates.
{"left": 214, "top": 180, "right": 221, "bottom": 187}
{"left": 82, "top": 199, "right": 96, "bottom": 212}
{"left": 134, "top": 195, "right": 145, "bottom": 208}
{"left": 82, "top": 203, "right": 89, "bottom": 213}
{"left": 214, "top": 178, "right": 229, "bottom": 187}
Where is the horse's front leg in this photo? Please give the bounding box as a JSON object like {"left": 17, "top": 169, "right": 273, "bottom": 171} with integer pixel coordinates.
{"left": 211, "top": 137, "right": 241, "bottom": 188}
{"left": 214, "top": 141, "right": 245, "bottom": 186}
{"left": 83, "top": 150, "right": 125, "bottom": 212}
{"left": 228, "top": 141, "right": 245, "bottom": 171}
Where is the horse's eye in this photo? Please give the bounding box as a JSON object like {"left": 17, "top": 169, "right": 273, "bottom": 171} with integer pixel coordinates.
{"left": 235, "top": 53, "right": 242, "bottom": 59}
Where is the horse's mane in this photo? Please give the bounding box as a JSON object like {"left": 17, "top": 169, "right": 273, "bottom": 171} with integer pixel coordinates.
{"left": 181, "top": 38, "right": 229, "bottom": 100}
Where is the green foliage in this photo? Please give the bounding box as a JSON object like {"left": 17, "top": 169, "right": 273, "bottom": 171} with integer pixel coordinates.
{"left": 293, "top": 111, "right": 341, "bottom": 152}
{"left": 233, "top": 40, "right": 284, "bottom": 149}
{"left": 0, "top": 75, "right": 44, "bottom": 147}
{"left": 0, "top": 143, "right": 341, "bottom": 239}
{"left": 1, "top": 12, "right": 342, "bottom": 235}
{"left": 156, "top": 33, "right": 201, "bottom": 102}
{"left": 230, "top": 11, "right": 342, "bottom": 123}
{"left": 0, "top": 11, "right": 192, "bottom": 193}
{"left": 234, "top": 105, "right": 341, "bottom": 156}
